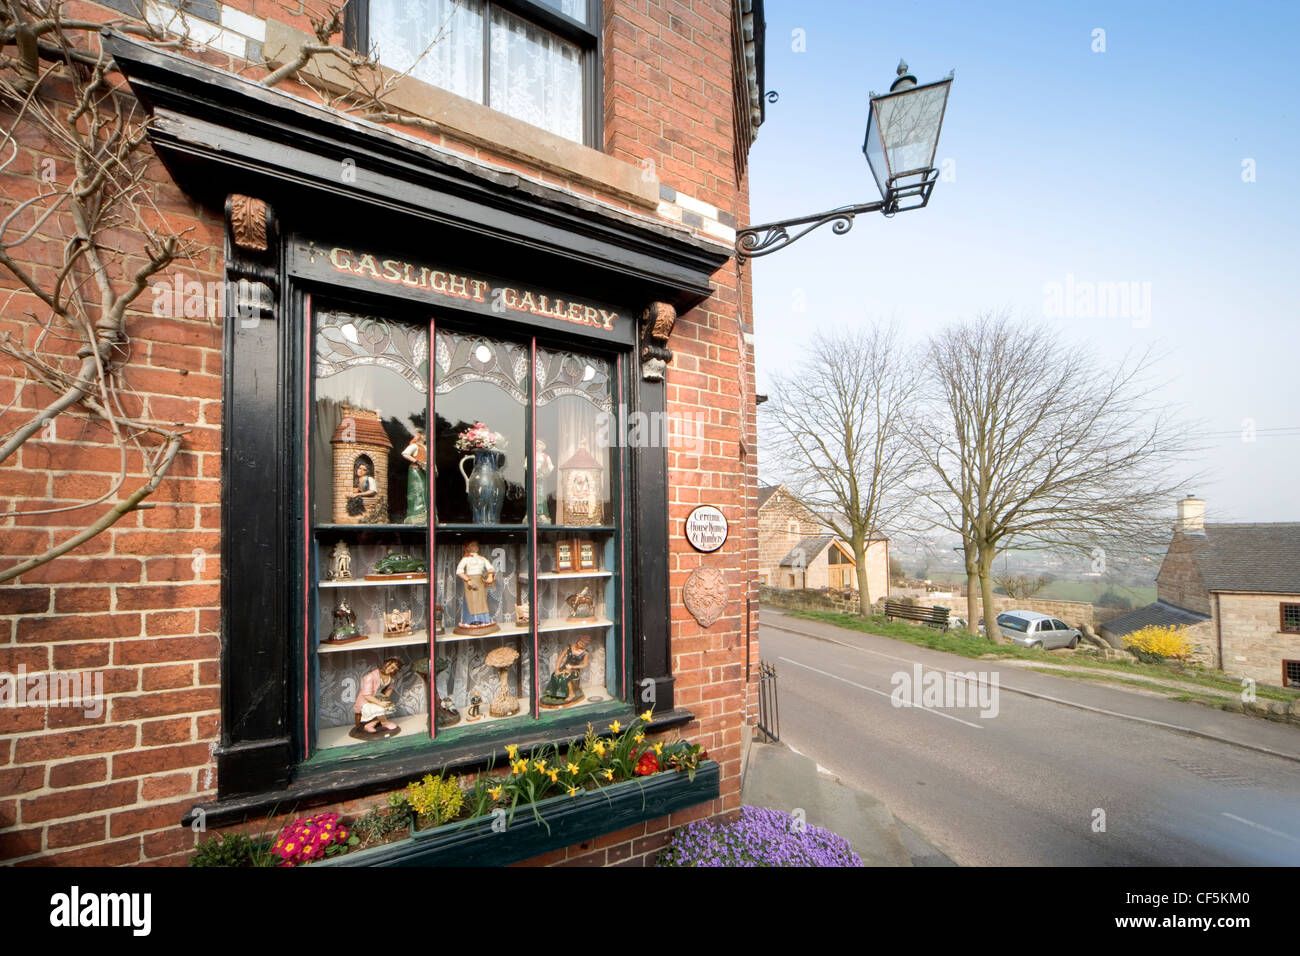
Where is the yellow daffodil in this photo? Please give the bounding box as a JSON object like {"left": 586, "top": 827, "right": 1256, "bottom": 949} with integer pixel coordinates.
{"left": 533, "top": 759, "right": 547, "bottom": 773}
{"left": 567, "top": 762, "right": 580, "bottom": 775}
{"left": 511, "top": 759, "right": 528, "bottom": 775}
{"left": 506, "top": 744, "right": 519, "bottom": 760}
{"left": 640, "top": 708, "right": 653, "bottom": 722}
{"left": 653, "top": 741, "right": 663, "bottom": 754}
{"left": 633, "top": 732, "right": 645, "bottom": 744}
{"left": 488, "top": 786, "right": 503, "bottom": 800}
{"left": 548, "top": 769, "right": 559, "bottom": 783}
{"left": 609, "top": 720, "right": 621, "bottom": 734}
{"left": 593, "top": 740, "right": 606, "bottom": 756}
{"left": 567, "top": 784, "right": 580, "bottom": 796}
{"left": 602, "top": 768, "right": 614, "bottom": 781}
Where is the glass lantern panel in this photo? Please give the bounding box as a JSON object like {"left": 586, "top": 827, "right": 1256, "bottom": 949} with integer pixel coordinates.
{"left": 870, "top": 80, "right": 951, "bottom": 194}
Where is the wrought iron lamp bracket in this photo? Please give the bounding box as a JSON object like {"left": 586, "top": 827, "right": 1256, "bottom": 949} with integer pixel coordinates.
{"left": 735, "top": 167, "right": 940, "bottom": 262}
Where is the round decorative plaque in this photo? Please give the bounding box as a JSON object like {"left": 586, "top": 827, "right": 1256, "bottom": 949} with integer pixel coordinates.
{"left": 684, "top": 505, "right": 728, "bottom": 553}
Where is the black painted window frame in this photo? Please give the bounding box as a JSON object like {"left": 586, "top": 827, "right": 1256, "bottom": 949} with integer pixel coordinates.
{"left": 344, "top": 0, "right": 604, "bottom": 148}
{"left": 215, "top": 239, "right": 684, "bottom": 806}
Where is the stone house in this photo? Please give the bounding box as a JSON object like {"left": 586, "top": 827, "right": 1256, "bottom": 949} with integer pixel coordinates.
{"left": 757, "top": 484, "right": 889, "bottom": 605}
{"left": 1101, "top": 496, "right": 1300, "bottom": 688}
{"left": 0, "top": 0, "right": 767, "bottom": 866}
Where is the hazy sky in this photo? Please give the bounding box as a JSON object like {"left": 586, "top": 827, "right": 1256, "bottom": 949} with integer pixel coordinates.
{"left": 749, "top": 0, "right": 1300, "bottom": 523}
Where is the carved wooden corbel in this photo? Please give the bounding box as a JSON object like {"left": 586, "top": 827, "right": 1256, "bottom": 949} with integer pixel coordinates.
{"left": 224, "top": 194, "right": 279, "bottom": 328}
{"left": 640, "top": 301, "right": 677, "bottom": 381}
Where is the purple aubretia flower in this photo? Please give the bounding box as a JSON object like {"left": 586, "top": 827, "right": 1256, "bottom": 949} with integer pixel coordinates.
{"left": 657, "top": 805, "right": 863, "bottom": 867}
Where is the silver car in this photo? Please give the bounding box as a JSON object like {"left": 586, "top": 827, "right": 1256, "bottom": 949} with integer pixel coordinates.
{"left": 994, "top": 610, "right": 1080, "bottom": 649}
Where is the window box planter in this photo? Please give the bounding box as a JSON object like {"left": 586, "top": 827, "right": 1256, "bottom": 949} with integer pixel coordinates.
{"left": 311, "top": 760, "right": 719, "bottom": 867}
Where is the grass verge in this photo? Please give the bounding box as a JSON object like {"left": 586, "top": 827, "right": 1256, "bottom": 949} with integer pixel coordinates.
{"left": 783, "top": 609, "right": 1295, "bottom": 702}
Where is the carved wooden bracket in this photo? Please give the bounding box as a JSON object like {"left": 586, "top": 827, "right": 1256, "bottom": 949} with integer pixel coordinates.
{"left": 640, "top": 301, "right": 677, "bottom": 381}
{"left": 224, "top": 194, "right": 279, "bottom": 328}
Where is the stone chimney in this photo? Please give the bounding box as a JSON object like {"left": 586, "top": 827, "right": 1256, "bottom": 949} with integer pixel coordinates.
{"left": 1174, "top": 495, "right": 1205, "bottom": 535}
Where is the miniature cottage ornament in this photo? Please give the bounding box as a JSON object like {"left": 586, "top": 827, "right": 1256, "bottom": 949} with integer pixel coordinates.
{"left": 558, "top": 439, "right": 603, "bottom": 526}
{"left": 331, "top": 404, "right": 392, "bottom": 524}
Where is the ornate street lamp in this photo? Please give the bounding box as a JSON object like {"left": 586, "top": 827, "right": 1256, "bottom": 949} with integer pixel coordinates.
{"left": 736, "top": 60, "right": 952, "bottom": 261}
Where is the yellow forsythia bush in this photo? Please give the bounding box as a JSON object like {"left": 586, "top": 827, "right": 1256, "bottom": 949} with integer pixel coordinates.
{"left": 1122, "top": 625, "right": 1193, "bottom": 661}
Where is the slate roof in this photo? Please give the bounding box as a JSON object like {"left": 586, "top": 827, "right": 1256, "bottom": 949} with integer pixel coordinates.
{"left": 1183, "top": 523, "right": 1300, "bottom": 594}
{"left": 757, "top": 485, "right": 780, "bottom": 510}
{"left": 1100, "top": 601, "right": 1212, "bottom": 638}
{"left": 778, "top": 535, "right": 837, "bottom": 567}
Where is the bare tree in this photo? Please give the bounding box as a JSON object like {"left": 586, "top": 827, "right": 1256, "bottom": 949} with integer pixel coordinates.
{"left": 993, "top": 572, "right": 1048, "bottom": 599}
{"left": 764, "top": 324, "right": 922, "bottom": 614}
{"left": 913, "top": 312, "right": 1197, "bottom": 642}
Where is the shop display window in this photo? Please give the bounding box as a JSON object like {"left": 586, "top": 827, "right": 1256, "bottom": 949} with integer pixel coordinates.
{"left": 308, "top": 308, "right": 623, "bottom": 753}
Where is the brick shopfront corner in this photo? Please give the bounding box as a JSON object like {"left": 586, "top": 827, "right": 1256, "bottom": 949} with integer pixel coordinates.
{"left": 0, "top": 0, "right": 766, "bottom": 866}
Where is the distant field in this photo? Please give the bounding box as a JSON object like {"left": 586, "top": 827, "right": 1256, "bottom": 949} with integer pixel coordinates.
{"left": 908, "top": 570, "right": 1155, "bottom": 608}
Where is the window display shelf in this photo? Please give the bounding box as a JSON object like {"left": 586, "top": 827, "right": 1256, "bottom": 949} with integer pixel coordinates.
{"left": 435, "top": 618, "right": 613, "bottom": 643}
{"left": 317, "top": 712, "right": 429, "bottom": 750}
{"left": 318, "top": 630, "right": 430, "bottom": 654}
{"left": 540, "top": 617, "right": 613, "bottom": 633}
{"left": 539, "top": 525, "right": 615, "bottom": 534}
{"left": 435, "top": 524, "right": 529, "bottom": 533}
{"left": 315, "top": 524, "right": 428, "bottom": 534}
{"left": 319, "top": 578, "right": 427, "bottom": 589}
{"left": 526, "top": 571, "right": 613, "bottom": 581}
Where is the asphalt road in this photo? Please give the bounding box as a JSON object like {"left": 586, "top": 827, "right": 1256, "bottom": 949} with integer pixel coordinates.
{"left": 760, "top": 611, "right": 1300, "bottom": 866}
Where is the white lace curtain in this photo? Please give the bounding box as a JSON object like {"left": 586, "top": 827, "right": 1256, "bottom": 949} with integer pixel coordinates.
{"left": 489, "top": 6, "right": 583, "bottom": 142}
{"left": 369, "top": 0, "right": 584, "bottom": 143}
{"left": 370, "top": 0, "right": 485, "bottom": 103}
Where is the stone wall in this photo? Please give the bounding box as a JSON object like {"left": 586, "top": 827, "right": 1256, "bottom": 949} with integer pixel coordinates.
{"left": 758, "top": 585, "right": 860, "bottom": 616}
{"left": 1155, "top": 533, "right": 1211, "bottom": 614}
{"left": 1217, "top": 593, "right": 1300, "bottom": 686}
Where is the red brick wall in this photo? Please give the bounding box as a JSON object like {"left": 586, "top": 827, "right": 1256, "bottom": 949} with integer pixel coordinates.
{"left": 1, "top": 0, "right": 756, "bottom": 866}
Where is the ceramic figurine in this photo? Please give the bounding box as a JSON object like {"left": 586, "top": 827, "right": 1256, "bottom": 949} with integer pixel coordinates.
{"left": 384, "top": 605, "right": 412, "bottom": 636}
{"left": 366, "top": 551, "right": 427, "bottom": 581}
{"left": 325, "top": 598, "right": 364, "bottom": 645}
{"left": 541, "top": 634, "right": 590, "bottom": 708}
{"left": 331, "top": 405, "right": 391, "bottom": 524}
{"left": 434, "top": 603, "right": 445, "bottom": 636}
{"left": 401, "top": 429, "right": 428, "bottom": 525}
{"left": 454, "top": 540, "right": 499, "bottom": 635}
{"left": 465, "top": 692, "right": 484, "bottom": 722}
{"left": 485, "top": 645, "right": 521, "bottom": 717}
{"left": 350, "top": 657, "right": 402, "bottom": 739}
{"left": 515, "top": 598, "right": 530, "bottom": 625}
{"left": 435, "top": 695, "right": 461, "bottom": 729}
{"left": 534, "top": 439, "right": 554, "bottom": 524}
{"left": 565, "top": 584, "right": 597, "bottom": 622}
{"left": 558, "top": 439, "right": 603, "bottom": 526}
{"left": 330, "top": 540, "right": 353, "bottom": 580}
{"left": 348, "top": 460, "right": 380, "bottom": 518}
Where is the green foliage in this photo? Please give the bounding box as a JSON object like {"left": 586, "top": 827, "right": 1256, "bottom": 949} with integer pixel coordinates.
{"left": 355, "top": 798, "right": 412, "bottom": 847}
{"left": 1122, "top": 624, "right": 1193, "bottom": 663}
{"left": 406, "top": 773, "right": 464, "bottom": 828}
{"left": 190, "top": 832, "right": 258, "bottom": 867}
